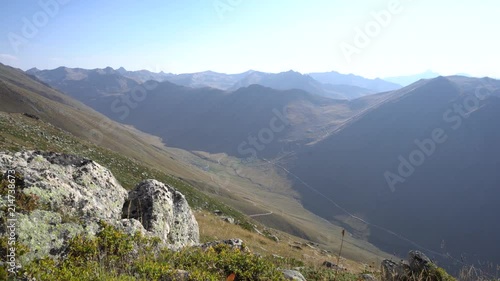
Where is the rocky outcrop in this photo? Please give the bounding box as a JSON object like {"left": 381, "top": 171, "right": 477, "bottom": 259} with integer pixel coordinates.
{"left": 0, "top": 151, "right": 199, "bottom": 262}
{"left": 408, "top": 250, "right": 432, "bottom": 273}
{"left": 381, "top": 251, "right": 455, "bottom": 281}
{"left": 381, "top": 259, "right": 411, "bottom": 281}
{"left": 122, "top": 179, "right": 199, "bottom": 248}
{"left": 1, "top": 151, "right": 127, "bottom": 220}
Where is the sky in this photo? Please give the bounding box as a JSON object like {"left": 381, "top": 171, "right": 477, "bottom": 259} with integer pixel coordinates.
{"left": 0, "top": 0, "right": 498, "bottom": 79}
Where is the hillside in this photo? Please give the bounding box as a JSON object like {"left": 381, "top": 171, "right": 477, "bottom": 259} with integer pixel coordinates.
{"left": 288, "top": 76, "right": 500, "bottom": 270}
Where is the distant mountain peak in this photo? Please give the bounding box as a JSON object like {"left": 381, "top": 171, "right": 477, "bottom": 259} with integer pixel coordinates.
{"left": 26, "top": 67, "right": 40, "bottom": 74}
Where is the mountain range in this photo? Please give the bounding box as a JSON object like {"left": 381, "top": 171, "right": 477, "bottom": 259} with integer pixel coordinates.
{"left": 384, "top": 70, "right": 441, "bottom": 86}
{"left": 28, "top": 66, "right": 402, "bottom": 100}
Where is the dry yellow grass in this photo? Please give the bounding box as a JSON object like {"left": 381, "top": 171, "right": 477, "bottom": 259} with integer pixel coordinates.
{"left": 195, "top": 210, "right": 377, "bottom": 274}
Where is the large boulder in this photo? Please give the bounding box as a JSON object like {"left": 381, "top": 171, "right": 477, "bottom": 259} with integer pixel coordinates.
{"left": 0, "top": 151, "right": 131, "bottom": 262}
{"left": 122, "top": 179, "right": 199, "bottom": 248}
{"left": 0, "top": 151, "right": 127, "bottom": 220}
{"left": 0, "top": 151, "right": 199, "bottom": 263}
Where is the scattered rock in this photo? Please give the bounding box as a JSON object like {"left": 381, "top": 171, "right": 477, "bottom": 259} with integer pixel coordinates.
{"left": 322, "top": 260, "right": 346, "bottom": 271}
{"left": 289, "top": 244, "right": 303, "bottom": 250}
{"left": 305, "top": 243, "right": 316, "bottom": 249}
{"left": 269, "top": 234, "right": 279, "bottom": 242}
{"left": 281, "top": 269, "right": 307, "bottom": 281}
{"left": 23, "top": 113, "right": 40, "bottom": 120}
{"left": 174, "top": 269, "right": 190, "bottom": 280}
{"left": 361, "top": 273, "right": 377, "bottom": 281}
{"left": 221, "top": 216, "right": 235, "bottom": 224}
{"left": 323, "top": 260, "right": 337, "bottom": 268}
{"left": 200, "top": 239, "right": 249, "bottom": 253}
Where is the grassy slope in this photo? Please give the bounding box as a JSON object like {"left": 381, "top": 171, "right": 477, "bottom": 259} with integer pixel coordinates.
{"left": 0, "top": 112, "right": 380, "bottom": 280}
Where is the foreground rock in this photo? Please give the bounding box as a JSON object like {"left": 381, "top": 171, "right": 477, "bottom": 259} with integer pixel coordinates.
{"left": 381, "top": 250, "right": 455, "bottom": 281}
{"left": 122, "top": 179, "right": 199, "bottom": 248}
{"left": 0, "top": 151, "right": 199, "bottom": 262}
{"left": 1, "top": 151, "right": 127, "bottom": 220}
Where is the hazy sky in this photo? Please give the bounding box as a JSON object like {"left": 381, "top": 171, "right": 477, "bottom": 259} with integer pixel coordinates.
{"left": 0, "top": 0, "right": 498, "bottom": 78}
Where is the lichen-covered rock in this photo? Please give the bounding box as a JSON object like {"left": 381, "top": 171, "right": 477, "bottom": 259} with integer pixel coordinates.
{"left": 0, "top": 151, "right": 200, "bottom": 263}
{"left": 0, "top": 151, "right": 127, "bottom": 220}
{"left": 122, "top": 179, "right": 199, "bottom": 248}
{"left": 16, "top": 210, "right": 84, "bottom": 263}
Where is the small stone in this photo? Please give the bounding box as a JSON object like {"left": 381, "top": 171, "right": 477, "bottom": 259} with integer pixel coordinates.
{"left": 361, "top": 273, "right": 376, "bottom": 281}
{"left": 281, "top": 269, "right": 307, "bottom": 281}
{"left": 221, "top": 216, "right": 235, "bottom": 224}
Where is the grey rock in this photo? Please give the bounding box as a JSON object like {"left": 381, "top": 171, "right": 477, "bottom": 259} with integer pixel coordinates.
{"left": 221, "top": 216, "right": 235, "bottom": 224}
{"left": 200, "top": 239, "right": 249, "bottom": 252}
{"left": 361, "top": 273, "right": 377, "bottom": 281}
{"left": 122, "top": 179, "right": 199, "bottom": 248}
{"left": 323, "top": 260, "right": 346, "bottom": 271}
{"left": 281, "top": 269, "right": 307, "bottom": 281}
{"left": 0, "top": 151, "right": 128, "bottom": 221}
{"left": 381, "top": 250, "right": 450, "bottom": 281}
{"left": 323, "top": 260, "right": 337, "bottom": 268}
{"left": 380, "top": 259, "right": 410, "bottom": 281}
{"left": 269, "top": 234, "right": 280, "bottom": 242}
{"left": 408, "top": 250, "right": 432, "bottom": 273}
{"left": 173, "top": 269, "right": 190, "bottom": 280}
